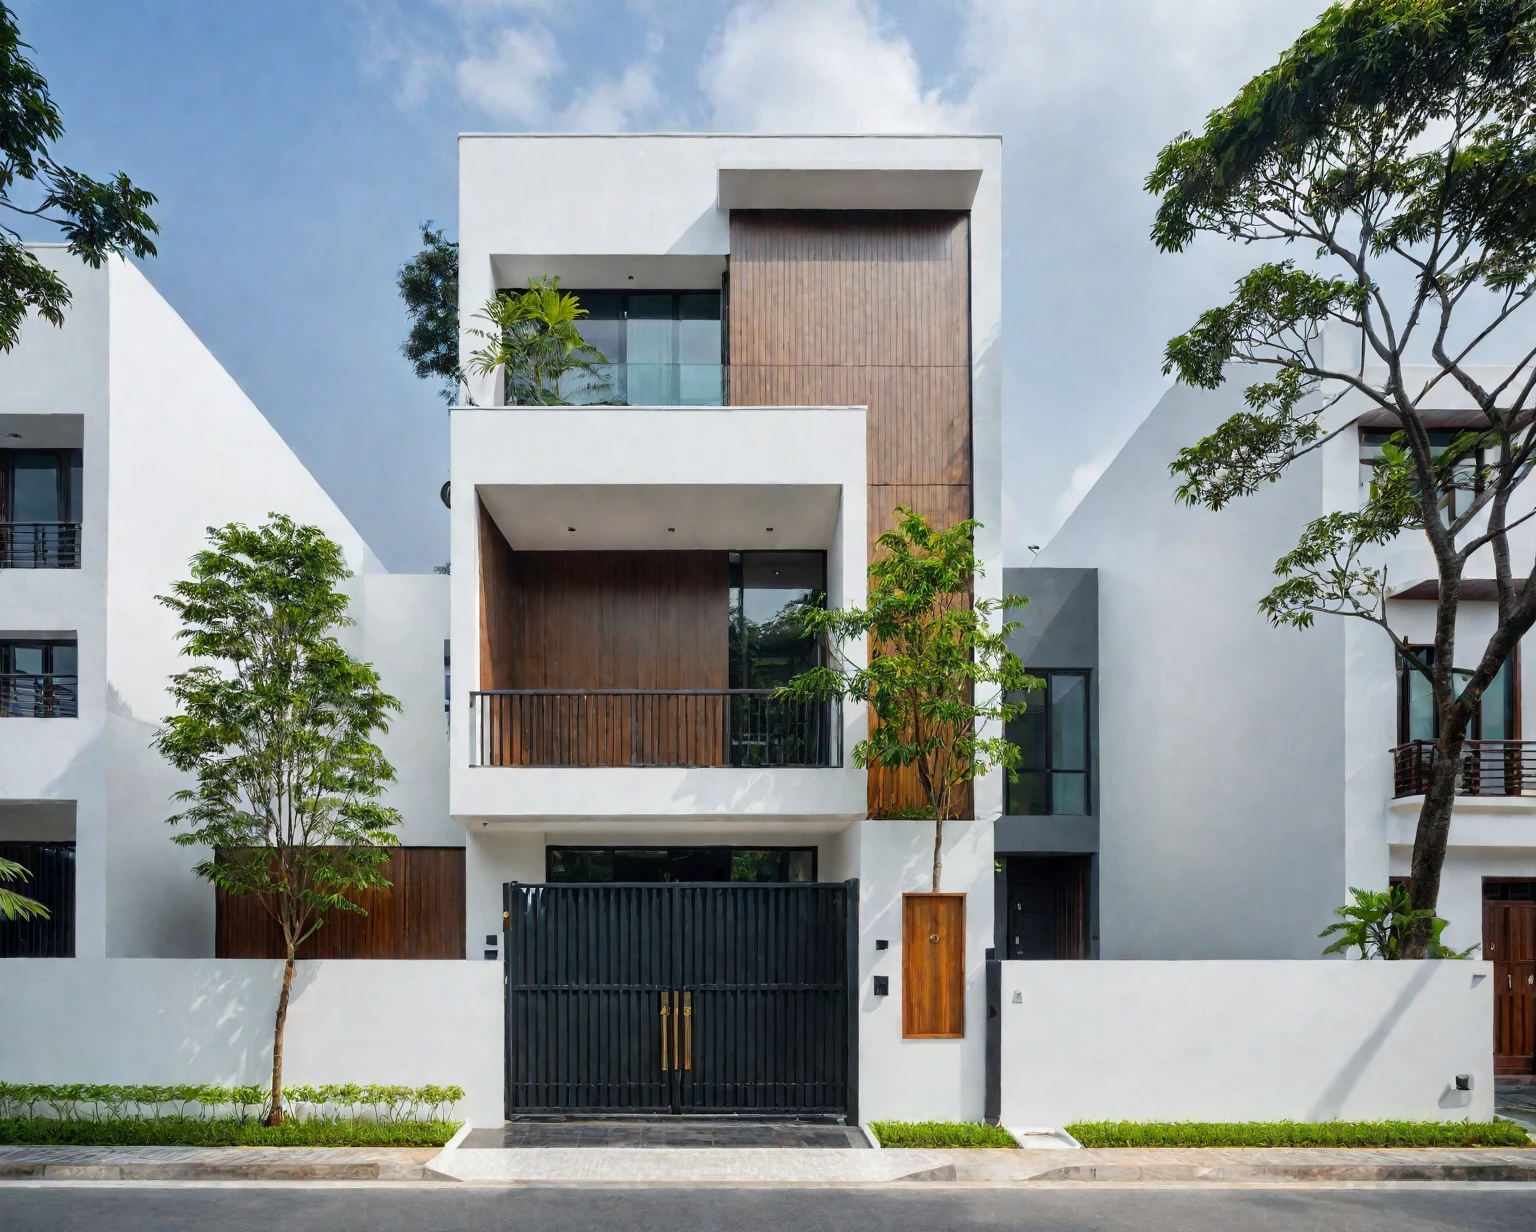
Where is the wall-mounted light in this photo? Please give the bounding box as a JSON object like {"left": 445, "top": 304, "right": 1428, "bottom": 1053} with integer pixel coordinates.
{"left": 873, "top": 976, "right": 889, "bottom": 996}
{"left": 1456, "top": 1073, "right": 1474, "bottom": 1091}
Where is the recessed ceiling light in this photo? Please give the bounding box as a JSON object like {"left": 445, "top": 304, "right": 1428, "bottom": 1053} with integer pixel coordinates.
{"left": 5, "top": 432, "right": 20, "bottom": 440}
{"left": 667, "top": 527, "right": 675, "bottom": 533}
{"left": 567, "top": 526, "right": 576, "bottom": 533}
{"left": 765, "top": 527, "right": 774, "bottom": 533}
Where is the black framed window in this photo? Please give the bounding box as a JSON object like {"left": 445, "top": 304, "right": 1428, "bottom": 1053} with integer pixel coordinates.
{"left": 1006, "top": 671, "right": 1090, "bottom": 816}
{"left": 1, "top": 639, "right": 78, "bottom": 718}
{"left": 1, "top": 448, "right": 82, "bottom": 523}
{"left": 0, "top": 842, "right": 75, "bottom": 956}
{"left": 728, "top": 551, "right": 826, "bottom": 689}
{"left": 1398, "top": 645, "right": 1517, "bottom": 742}
{"left": 546, "top": 845, "right": 816, "bottom": 884}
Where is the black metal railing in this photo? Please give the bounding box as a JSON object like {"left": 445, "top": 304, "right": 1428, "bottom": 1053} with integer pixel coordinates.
{"left": 1391, "top": 739, "right": 1536, "bottom": 797}
{"left": 470, "top": 689, "right": 842, "bottom": 768}
{"left": 0, "top": 522, "right": 82, "bottom": 568}
{"left": 0, "top": 674, "right": 78, "bottom": 718}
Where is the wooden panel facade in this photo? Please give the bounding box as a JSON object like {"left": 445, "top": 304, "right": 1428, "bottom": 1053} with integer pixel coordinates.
{"left": 902, "top": 892, "right": 966, "bottom": 1039}
{"left": 216, "top": 847, "right": 466, "bottom": 960}
{"left": 728, "top": 210, "right": 973, "bottom": 817}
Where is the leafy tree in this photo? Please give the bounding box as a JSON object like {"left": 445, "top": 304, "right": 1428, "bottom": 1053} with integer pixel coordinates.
{"left": 465, "top": 276, "right": 610, "bottom": 405}
{"left": 0, "top": 853, "right": 47, "bottom": 921}
{"left": 0, "top": 2, "right": 157, "bottom": 351}
{"left": 153, "top": 515, "right": 402, "bottom": 1125}
{"left": 1320, "top": 884, "right": 1478, "bottom": 958}
{"left": 1149, "top": 0, "right": 1536, "bottom": 955}
{"left": 396, "top": 221, "right": 463, "bottom": 404}
{"left": 781, "top": 507, "right": 1039, "bottom": 891}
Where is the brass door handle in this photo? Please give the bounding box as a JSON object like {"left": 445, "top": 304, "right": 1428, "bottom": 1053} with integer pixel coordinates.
{"left": 683, "top": 991, "right": 693, "bottom": 1071}
{"left": 671, "top": 990, "right": 681, "bottom": 1072}
{"left": 660, "top": 991, "right": 671, "bottom": 1072}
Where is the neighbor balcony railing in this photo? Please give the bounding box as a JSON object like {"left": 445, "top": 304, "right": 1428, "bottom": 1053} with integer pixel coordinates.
{"left": 0, "top": 522, "right": 82, "bottom": 569}
{"left": 469, "top": 689, "right": 841, "bottom": 768}
{"left": 1391, "top": 739, "right": 1536, "bottom": 798}
{"left": 0, "top": 674, "right": 78, "bottom": 718}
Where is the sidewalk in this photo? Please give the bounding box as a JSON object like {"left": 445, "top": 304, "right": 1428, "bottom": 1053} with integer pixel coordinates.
{"left": 426, "top": 1144, "right": 1536, "bottom": 1185}
{"left": 0, "top": 1145, "right": 439, "bottom": 1181}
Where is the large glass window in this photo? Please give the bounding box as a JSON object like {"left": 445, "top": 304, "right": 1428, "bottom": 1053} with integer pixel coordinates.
{"left": 1006, "top": 671, "right": 1091, "bottom": 815}
{"left": 2, "top": 449, "right": 81, "bottom": 523}
{"left": 558, "top": 289, "right": 723, "bottom": 406}
{"left": 0, "top": 639, "right": 78, "bottom": 718}
{"left": 728, "top": 551, "right": 826, "bottom": 689}
{"left": 1398, "top": 645, "right": 1517, "bottom": 742}
{"left": 546, "top": 846, "right": 815, "bottom": 884}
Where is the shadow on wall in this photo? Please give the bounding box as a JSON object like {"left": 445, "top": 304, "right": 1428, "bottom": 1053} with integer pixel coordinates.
{"left": 1306, "top": 961, "right": 1473, "bottom": 1120}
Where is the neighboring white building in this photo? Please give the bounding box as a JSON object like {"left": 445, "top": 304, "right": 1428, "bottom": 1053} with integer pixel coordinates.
{"left": 0, "top": 247, "right": 450, "bottom": 960}
{"left": 1034, "top": 352, "right": 1536, "bottom": 1074}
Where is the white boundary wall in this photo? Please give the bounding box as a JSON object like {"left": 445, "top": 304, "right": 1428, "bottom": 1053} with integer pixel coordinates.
{"left": 1, "top": 960, "right": 503, "bottom": 1127}
{"left": 1000, "top": 961, "right": 1494, "bottom": 1125}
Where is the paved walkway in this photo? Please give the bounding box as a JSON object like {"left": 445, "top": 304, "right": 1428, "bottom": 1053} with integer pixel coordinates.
{"left": 0, "top": 1145, "right": 438, "bottom": 1181}
{"left": 1496, "top": 1082, "right": 1536, "bottom": 1134}
{"left": 427, "top": 1144, "right": 1536, "bottom": 1185}
{"left": 473, "top": 1119, "right": 867, "bottom": 1149}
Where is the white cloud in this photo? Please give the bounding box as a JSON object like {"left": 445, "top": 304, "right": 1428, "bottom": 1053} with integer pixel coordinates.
{"left": 699, "top": 0, "right": 972, "bottom": 132}
{"left": 561, "top": 62, "right": 665, "bottom": 132}
{"left": 454, "top": 24, "right": 562, "bottom": 125}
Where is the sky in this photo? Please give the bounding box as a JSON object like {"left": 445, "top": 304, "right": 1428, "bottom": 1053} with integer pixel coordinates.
{"left": 10, "top": 0, "right": 1330, "bottom": 573}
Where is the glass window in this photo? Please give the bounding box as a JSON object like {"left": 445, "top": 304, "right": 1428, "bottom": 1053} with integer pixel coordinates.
{"left": 546, "top": 846, "right": 816, "bottom": 884}
{"left": 729, "top": 552, "right": 826, "bottom": 689}
{"left": 1398, "top": 646, "right": 1517, "bottom": 742}
{"left": 8, "top": 452, "right": 61, "bottom": 522}
{"left": 553, "top": 290, "right": 723, "bottom": 406}
{"left": 1006, "top": 671, "right": 1091, "bottom": 816}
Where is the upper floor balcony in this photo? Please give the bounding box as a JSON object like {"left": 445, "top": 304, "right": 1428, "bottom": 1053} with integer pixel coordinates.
{"left": 1392, "top": 739, "right": 1536, "bottom": 799}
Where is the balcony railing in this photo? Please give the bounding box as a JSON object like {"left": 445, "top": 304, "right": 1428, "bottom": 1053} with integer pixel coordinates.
{"left": 0, "top": 522, "right": 82, "bottom": 569}
{"left": 470, "top": 689, "right": 841, "bottom": 768}
{"left": 0, "top": 674, "right": 78, "bottom": 718}
{"left": 545, "top": 363, "right": 724, "bottom": 407}
{"left": 1391, "top": 739, "right": 1536, "bottom": 798}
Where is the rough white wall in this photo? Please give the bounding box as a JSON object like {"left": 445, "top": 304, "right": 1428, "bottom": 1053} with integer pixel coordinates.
{"left": 857, "top": 818, "right": 993, "bottom": 1123}
{"left": 1000, "top": 960, "right": 1493, "bottom": 1125}
{"left": 0, "top": 959, "right": 503, "bottom": 1126}
{"left": 1039, "top": 380, "right": 1347, "bottom": 958}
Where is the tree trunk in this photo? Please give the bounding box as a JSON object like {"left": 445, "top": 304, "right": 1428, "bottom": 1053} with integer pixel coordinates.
{"left": 931, "top": 816, "right": 944, "bottom": 893}
{"left": 1402, "top": 730, "right": 1465, "bottom": 958}
{"left": 267, "top": 950, "right": 296, "bottom": 1125}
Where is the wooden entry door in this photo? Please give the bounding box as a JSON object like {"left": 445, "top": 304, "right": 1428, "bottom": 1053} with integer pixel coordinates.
{"left": 1484, "top": 880, "right": 1536, "bottom": 1075}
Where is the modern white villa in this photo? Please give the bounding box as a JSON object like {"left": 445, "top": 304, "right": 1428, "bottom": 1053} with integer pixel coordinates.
{"left": 0, "top": 134, "right": 1512, "bottom": 1130}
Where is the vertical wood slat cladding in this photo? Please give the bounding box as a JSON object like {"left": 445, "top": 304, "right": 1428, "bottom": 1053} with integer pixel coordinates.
{"left": 902, "top": 892, "right": 966, "bottom": 1039}
{"left": 476, "top": 526, "right": 730, "bottom": 765}
{"left": 728, "top": 210, "right": 973, "bottom": 819}
{"left": 215, "top": 847, "right": 466, "bottom": 959}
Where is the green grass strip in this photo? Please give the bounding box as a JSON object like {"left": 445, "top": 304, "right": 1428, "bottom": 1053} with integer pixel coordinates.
{"left": 1065, "top": 1120, "right": 1533, "bottom": 1149}
{"left": 867, "top": 1120, "right": 1017, "bottom": 1149}
{"left": 0, "top": 1117, "right": 460, "bottom": 1148}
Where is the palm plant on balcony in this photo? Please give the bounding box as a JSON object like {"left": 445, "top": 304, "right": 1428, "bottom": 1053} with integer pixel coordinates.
{"left": 465, "top": 276, "right": 611, "bottom": 405}
{"left": 1151, "top": 0, "right": 1536, "bottom": 954}
{"left": 0, "top": 854, "right": 48, "bottom": 922}
{"left": 780, "top": 507, "right": 1039, "bottom": 891}
{"left": 153, "top": 515, "right": 401, "bottom": 1125}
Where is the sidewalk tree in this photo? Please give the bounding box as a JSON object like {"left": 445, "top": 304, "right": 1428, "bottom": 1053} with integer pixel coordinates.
{"left": 0, "top": 1, "right": 157, "bottom": 351}
{"left": 1150, "top": 0, "right": 1536, "bottom": 955}
{"left": 397, "top": 222, "right": 463, "bottom": 404}
{"left": 465, "top": 276, "right": 610, "bottom": 405}
{"left": 781, "top": 507, "right": 1039, "bottom": 891}
{"left": 154, "top": 515, "right": 402, "bottom": 1124}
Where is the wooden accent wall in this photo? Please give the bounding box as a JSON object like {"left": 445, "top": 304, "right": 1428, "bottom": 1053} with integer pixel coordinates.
{"left": 902, "top": 892, "right": 966, "bottom": 1039}
{"left": 728, "top": 210, "right": 973, "bottom": 817}
{"left": 215, "top": 847, "right": 466, "bottom": 959}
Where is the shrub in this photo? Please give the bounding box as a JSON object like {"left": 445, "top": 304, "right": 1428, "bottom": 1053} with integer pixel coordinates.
{"left": 0, "top": 1117, "right": 458, "bottom": 1148}
{"left": 0, "top": 1082, "right": 464, "bottom": 1126}
{"left": 1066, "top": 1120, "right": 1533, "bottom": 1149}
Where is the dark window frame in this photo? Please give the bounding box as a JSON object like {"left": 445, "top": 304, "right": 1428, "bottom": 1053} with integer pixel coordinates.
{"left": 1396, "top": 644, "right": 1520, "bottom": 743}
{"left": 1, "top": 447, "right": 82, "bottom": 524}
{"left": 1006, "top": 670, "right": 1092, "bottom": 816}
{"left": 728, "top": 549, "right": 828, "bottom": 690}
{"left": 1, "top": 637, "right": 78, "bottom": 718}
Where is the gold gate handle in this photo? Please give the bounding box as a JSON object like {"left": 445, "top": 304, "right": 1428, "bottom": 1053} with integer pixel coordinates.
{"left": 683, "top": 991, "right": 693, "bottom": 1071}
{"left": 660, "top": 992, "right": 671, "bottom": 1072}
{"left": 671, "top": 990, "right": 681, "bottom": 1073}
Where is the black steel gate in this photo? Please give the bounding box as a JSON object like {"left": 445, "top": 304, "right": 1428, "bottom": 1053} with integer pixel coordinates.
{"left": 503, "top": 880, "right": 858, "bottom": 1118}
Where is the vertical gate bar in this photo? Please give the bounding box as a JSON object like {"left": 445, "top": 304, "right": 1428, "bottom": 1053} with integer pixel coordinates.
{"left": 845, "top": 878, "right": 859, "bottom": 1123}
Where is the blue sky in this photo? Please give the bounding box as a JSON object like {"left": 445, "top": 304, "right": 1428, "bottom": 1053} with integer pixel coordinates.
{"left": 11, "top": 0, "right": 1326, "bottom": 572}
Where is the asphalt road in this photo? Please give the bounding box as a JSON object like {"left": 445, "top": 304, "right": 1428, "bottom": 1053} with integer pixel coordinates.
{"left": 5, "top": 1183, "right": 1536, "bottom": 1231}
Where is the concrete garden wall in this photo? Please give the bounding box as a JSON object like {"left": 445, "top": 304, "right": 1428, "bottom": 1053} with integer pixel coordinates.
{"left": 998, "top": 960, "right": 1494, "bottom": 1126}
{"left": 0, "top": 959, "right": 503, "bottom": 1126}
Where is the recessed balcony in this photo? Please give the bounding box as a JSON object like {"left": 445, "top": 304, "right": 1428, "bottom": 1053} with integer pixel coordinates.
{"left": 2, "top": 444, "right": 83, "bottom": 569}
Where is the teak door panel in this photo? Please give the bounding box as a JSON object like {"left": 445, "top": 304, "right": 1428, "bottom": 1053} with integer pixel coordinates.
{"left": 1486, "top": 894, "right": 1536, "bottom": 1073}
{"left": 903, "top": 892, "right": 965, "bottom": 1039}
